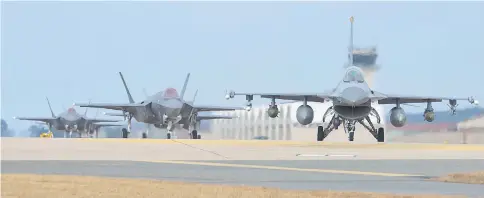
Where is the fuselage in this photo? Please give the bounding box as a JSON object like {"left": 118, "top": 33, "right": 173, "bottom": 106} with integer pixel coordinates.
{"left": 331, "top": 66, "right": 373, "bottom": 120}
{"left": 55, "top": 108, "right": 87, "bottom": 131}
{"left": 131, "top": 89, "right": 186, "bottom": 125}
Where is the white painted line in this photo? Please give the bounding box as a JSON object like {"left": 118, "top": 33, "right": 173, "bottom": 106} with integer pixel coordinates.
{"left": 296, "top": 154, "right": 357, "bottom": 157}
{"left": 325, "top": 154, "right": 357, "bottom": 157}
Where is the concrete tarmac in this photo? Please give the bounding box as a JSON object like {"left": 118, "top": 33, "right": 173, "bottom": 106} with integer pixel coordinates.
{"left": 2, "top": 138, "right": 484, "bottom": 197}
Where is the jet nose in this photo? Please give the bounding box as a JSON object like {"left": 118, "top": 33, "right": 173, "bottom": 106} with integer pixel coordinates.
{"left": 341, "top": 87, "right": 368, "bottom": 105}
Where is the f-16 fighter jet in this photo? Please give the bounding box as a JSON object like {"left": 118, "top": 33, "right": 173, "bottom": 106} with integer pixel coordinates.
{"left": 225, "top": 16, "right": 479, "bottom": 142}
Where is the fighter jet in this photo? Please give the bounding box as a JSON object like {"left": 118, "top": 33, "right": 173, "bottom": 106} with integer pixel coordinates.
{"left": 225, "top": 16, "right": 479, "bottom": 142}
{"left": 74, "top": 72, "right": 243, "bottom": 139}
{"left": 83, "top": 110, "right": 124, "bottom": 138}
{"left": 14, "top": 97, "right": 122, "bottom": 138}
{"left": 87, "top": 122, "right": 124, "bottom": 138}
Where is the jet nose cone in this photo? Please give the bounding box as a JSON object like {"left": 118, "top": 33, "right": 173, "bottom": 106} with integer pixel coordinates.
{"left": 341, "top": 87, "right": 368, "bottom": 105}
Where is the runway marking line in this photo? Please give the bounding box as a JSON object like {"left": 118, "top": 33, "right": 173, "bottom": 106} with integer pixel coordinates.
{"left": 138, "top": 160, "right": 424, "bottom": 177}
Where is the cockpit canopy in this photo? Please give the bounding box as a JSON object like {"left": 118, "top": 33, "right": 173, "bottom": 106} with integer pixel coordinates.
{"left": 163, "top": 88, "right": 179, "bottom": 98}
{"left": 343, "top": 68, "right": 365, "bottom": 83}
{"left": 67, "top": 108, "right": 77, "bottom": 114}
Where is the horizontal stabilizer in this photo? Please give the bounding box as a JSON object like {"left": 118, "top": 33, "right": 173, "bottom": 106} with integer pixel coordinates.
{"left": 196, "top": 115, "right": 238, "bottom": 121}
{"left": 92, "top": 123, "right": 124, "bottom": 127}
{"left": 89, "top": 118, "right": 122, "bottom": 123}
{"left": 193, "top": 105, "right": 246, "bottom": 112}
{"left": 74, "top": 102, "right": 144, "bottom": 111}
{"left": 103, "top": 112, "right": 126, "bottom": 117}
{"left": 13, "top": 116, "right": 56, "bottom": 123}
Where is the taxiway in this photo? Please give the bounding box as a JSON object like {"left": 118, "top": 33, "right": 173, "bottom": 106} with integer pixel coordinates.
{"left": 2, "top": 138, "right": 484, "bottom": 197}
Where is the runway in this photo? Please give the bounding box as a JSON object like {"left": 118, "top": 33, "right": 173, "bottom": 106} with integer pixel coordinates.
{"left": 2, "top": 138, "right": 484, "bottom": 197}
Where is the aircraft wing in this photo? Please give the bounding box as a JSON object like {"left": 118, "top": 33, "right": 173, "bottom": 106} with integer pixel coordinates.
{"left": 192, "top": 105, "right": 246, "bottom": 112}
{"left": 196, "top": 115, "right": 238, "bottom": 121}
{"left": 13, "top": 117, "right": 57, "bottom": 123}
{"left": 74, "top": 103, "right": 144, "bottom": 111}
{"left": 226, "top": 91, "right": 331, "bottom": 103}
{"left": 373, "top": 91, "right": 478, "bottom": 105}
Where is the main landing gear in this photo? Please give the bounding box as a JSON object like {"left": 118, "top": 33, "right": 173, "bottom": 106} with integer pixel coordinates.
{"left": 190, "top": 130, "right": 201, "bottom": 139}
{"left": 121, "top": 128, "right": 129, "bottom": 138}
{"left": 318, "top": 108, "right": 385, "bottom": 142}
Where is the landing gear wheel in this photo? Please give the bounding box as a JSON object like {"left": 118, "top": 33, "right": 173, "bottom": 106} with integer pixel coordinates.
{"left": 121, "top": 128, "right": 128, "bottom": 138}
{"left": 166, "top": 133, "right": 171, "bottom": 139}
{"left": 142, "top": 132, "right": 147, "bottom": 139}
{"left": 191, "top": 130, "right": 198, "bottom": 139}
{"left": 197, "top": 134, "right": 201, "bottom": 139}
{"left": 317, "top": 126, "right": 325, "bottom": 141}
{"left": 377, "top": 127, "right": 385, "bottom": 142}
{"left": 349, "top": 132, "right": 354, "bottom": 141}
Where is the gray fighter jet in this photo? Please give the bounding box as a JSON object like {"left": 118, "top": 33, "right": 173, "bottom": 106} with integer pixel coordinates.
{"left": 14, "top": 97, "right": 122, "bottom": 138}
{"left": 75, "top": 72, "right": 242, "bottom": 139}
{"left": 225, "top": 16, "right": 479, "bottom": 142}
{"left": 87, "top": 123, "right": 124, "bottom": 138}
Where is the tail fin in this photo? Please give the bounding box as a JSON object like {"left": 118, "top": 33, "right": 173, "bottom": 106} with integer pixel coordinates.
{"left": 180, "top": 73, "right": 190, "bottom": 100}
{"left": 192, "top": 89, "right": 198, "bottom": 104}
{"left": 142, "top": 88, "right": 149, "bottom": 98}
{"left": 45, "top": 97, "right": 56, "bottom": 118}
{"left": 84, "top": 99, "right": 92, "bottom": 116}
{"left": 119, "top": 72, "right": 135, "bottom": 104}
{"left": 348, "top": 16, "right": 355, "bottom": 66}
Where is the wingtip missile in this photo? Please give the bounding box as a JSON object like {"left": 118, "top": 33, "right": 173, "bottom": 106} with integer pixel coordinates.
{"left": 225, "top": 90, "right": 235, "bottom": 100}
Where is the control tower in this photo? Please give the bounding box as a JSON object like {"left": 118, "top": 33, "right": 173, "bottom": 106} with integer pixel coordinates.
{"left": 344, "top": 16, "right": 379, "bottom": 88}
{"left": 350, "top": 47, "right": 379, "bottom": 88}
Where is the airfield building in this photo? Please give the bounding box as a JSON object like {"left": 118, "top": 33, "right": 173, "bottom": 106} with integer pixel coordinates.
{"left": 347, "top": 47, "right": 379, "bottom": 88}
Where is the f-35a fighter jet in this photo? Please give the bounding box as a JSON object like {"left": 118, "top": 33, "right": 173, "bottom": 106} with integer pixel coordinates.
{"left": 75, "top": 72, "right": 242, "bottom": 139}
{"left": 14, "top": 97, "right": 122, "bottom": 138}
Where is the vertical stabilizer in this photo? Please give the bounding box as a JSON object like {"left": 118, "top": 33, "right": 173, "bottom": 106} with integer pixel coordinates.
{"left": 45, "top": 97, "right": 56, "bottom": 118}
{"left": 142, "top": 88, "right": 149, "bottom": 97}
{"left": 192, "top": 89, "right": 198, "bottom": 103}
{"left": 119, "top": 72, "right": 135, "bottom": 104}
{"left": 348, "top": 16, "right": 354, "bottom": 66}
{"left": 180, "top": 73, "right": 190, "bottom": 100}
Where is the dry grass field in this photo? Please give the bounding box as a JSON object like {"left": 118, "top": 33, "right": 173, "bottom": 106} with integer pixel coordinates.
{"left": 434, "top": 171, "right": 484, "bottom": 185}
{"left": 1, "top": 174, "right": 465, "bottom": 198}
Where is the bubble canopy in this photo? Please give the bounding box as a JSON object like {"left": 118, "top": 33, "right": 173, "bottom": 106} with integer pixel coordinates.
{"left": 67, "top": 108, "right": 76, "bottom": 113}
{"left": 343, "top": 69, "right": 365, "bottom": 83}
{"left": 163, "top": 88, "right": 179, "bottom": 98}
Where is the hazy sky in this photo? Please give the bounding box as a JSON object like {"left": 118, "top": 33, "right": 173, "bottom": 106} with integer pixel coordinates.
{"left": 2, "top": 2, "right": 483, "bottom": 131}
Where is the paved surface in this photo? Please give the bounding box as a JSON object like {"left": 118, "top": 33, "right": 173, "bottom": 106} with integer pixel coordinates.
{"left": 2, "top": 138, "right": 484, "bottom": 197}
{"left": 2, "top": 160, "right": 484, "bottom": 197}
{"left": 3, "top": 138, "right": 484, "bottom": 160}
